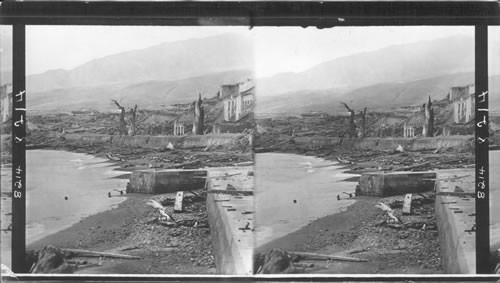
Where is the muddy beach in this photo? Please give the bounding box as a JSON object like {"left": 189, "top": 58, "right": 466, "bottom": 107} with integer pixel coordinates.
{"left": 256, "top": 195, "right": 442, "bottom": 274}
{"left": 27, "top": 191, "right": 215, "bottom": 274}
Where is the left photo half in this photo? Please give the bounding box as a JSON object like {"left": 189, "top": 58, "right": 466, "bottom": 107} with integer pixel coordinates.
{"left": 2, "top": 25, "right": 255, "bottom": 275}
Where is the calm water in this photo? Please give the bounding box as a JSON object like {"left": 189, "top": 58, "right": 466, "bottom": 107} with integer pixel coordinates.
{"left": 255, "top": 153, "right": 358, "bottom": 247}
{"left": 26, "top": 150, "right": 130, "bottom": 244}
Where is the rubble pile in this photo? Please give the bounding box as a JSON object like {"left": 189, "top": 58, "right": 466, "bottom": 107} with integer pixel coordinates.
{"left": 339, "top": 194, "right": 441, "bottom": 272}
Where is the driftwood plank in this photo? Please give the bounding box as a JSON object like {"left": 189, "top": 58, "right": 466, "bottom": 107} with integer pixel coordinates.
{"left": 395, "top": 161, "right": 432, "bottom": 171}
{"left": 288, "top": 251, "right": 367, "bottom": 262}
{"left": 61, "top": 248, "right": 141, "bottom": 259}
{"left": 207, "top": 190, "right": 253, "bottom": 196}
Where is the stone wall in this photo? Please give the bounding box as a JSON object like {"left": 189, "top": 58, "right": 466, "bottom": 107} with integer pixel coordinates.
{"left": 293, "top": 135, "right": 474, "bottom": 152}
{"left": 205, "top": 167, "right": 254, "bottom": 275}
{"left": 127, "top": 169, "right": 207, "bottom": 194}
{"left": 357, "top": 172, "right": 436, "bottom": 197}
{"left": 62, "top": 133, "right": 243, "bottom": 149}
{"left": 434, "top": 170, "right": 475, "bottom": 273}
{"left": 206, "top": 191, "right": 240, "bottom": 274}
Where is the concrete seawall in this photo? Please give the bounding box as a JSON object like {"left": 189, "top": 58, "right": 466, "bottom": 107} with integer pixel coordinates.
{"left": 127, "top": 169, "right": 207, "bottom": 194}
{"left": 205, "top": 167, "right": 254, "bottom": 275}
{"left": 357, "top": 171, "right": 436, "bottom": 197}
{"left": 293, "top": 135, "right": 474, "bottom": 151}
{"left": 434, "top": 169, "right": 475, "bottom": 273}
{"left": 63, "top": 133, "right": 243, "bottom": 149}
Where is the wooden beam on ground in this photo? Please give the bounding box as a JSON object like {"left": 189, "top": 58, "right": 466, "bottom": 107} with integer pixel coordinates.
{"left": 194, "top": 173, "right": 242, "bottom": 179}
{"left": 394, "top": 161, "right": 432, "bottom": 171}
{"left": 61, "top": 249, "right": 141, "bottom": 259}
{"left": 288, "top": 251, "right": 367, "bottom": 262}
{"left": 206, "top": 189, "right": 253, "bottom": 196}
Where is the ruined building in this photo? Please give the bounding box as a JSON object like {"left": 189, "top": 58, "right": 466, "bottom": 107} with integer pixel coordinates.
{"left": 221, "top": 80, "right": 254, "bottom": 122}
{"left": 173, "top": 121, "right": 185, "bottom": 136}
{"left": 0, "top": 84, "right": 12, "bottom": 122}
{"left": 448, "top": 85, "right": 474, "bottom": 102}
{"left": 450, "top": 84, "right": 475, "bottom": 124}
{"left": 403, "top": 124, "right": 416, "bottom": 138}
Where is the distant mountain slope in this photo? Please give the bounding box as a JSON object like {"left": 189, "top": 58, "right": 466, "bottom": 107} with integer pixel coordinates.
{"left": 257, "top": 73, "right": 500, "bottom": 115}
{"left": 257, "top": 35, "right": 474, "bottom": 97}
{"left": 27, "top": 33, "right": 254, "bottom": 93}
{"left": 29, "top": 69, "right": 252, "bottom": 112}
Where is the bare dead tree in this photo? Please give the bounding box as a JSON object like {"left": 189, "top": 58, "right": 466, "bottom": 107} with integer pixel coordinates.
{"left": 359, "top": 107, "right": 367, "bottom": 138}
{"left": 341, "top": 102, "right": 357, "bottom": 138}
{"left": 129, "top": 105, "right": 138, "bottom": 136}
{"left": 112, "top": 99, "right": 127, "bottom": 136}
{"left": 424, "top": 96, "right": 434, "bottom": 137}
{"left": 192, "top": 93, "right": 205, "bottom": 135}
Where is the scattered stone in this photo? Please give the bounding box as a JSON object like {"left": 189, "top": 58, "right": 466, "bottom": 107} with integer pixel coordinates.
{"left": 30, "top": 246, "right": 75, "bottom": 273}
{"left": 255, "top": 249, "right": 296, "bottom": 274}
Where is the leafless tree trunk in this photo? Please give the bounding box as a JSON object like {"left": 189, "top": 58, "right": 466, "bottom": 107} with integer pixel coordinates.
{"left": 341, "top": 102, "right": 356, "bottom": 138}
{"left": 192, "top": 94, "right": 204, "bottom": 135}
{"left": 129, "top": 105, "right": 138, "bottom": 136}
{"left": 359, "top": 107, "right": 367, "bottom": 138}
{"left": 112, "top": 99, "right": 127, "bottom": 136}
{"left": 424, "top": 96, "right": 434, "bottom": 137}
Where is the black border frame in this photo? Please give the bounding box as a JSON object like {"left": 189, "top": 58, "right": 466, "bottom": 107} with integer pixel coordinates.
{"left": 1, "top": 0, "right": 499, "bottom": 279}
{"left": 475, "top": 25, "right": 490, "bottom": 274}
{"left": 1, "top": 1, "right": 500, "bottom": 26}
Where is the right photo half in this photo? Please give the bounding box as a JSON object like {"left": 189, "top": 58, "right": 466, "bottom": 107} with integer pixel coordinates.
{"left": 253, "top": 26, "right": 477, "bottom": 274}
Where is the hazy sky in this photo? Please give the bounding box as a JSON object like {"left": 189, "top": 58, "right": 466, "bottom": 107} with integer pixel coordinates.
{"left": 21, "top": 26, "right": 475, "bottom": 77}
{"left": 26, "top": 26, "right": 251, "bottom": 75}
{"left": 253, "top": 26, "right": 474, "bottom": 77}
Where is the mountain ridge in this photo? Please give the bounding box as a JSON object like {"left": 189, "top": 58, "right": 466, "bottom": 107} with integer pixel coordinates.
{"left": 257, "top": 35, "right": 475, "bottom": 97}
{"left": 257, "top": 72, "right": 500, "bottom": 115}
{"left": 27, "top": 33, "right": 254, "bottom": 93}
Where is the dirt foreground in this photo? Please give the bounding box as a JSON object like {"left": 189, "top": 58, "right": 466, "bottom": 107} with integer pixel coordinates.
{"left": 28, "top": 191, "right": 215, "bottom": 274}
{"left": 256, "top": 193, "right": 442, "bottom": 274}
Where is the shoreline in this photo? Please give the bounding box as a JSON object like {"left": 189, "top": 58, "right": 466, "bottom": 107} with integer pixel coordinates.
{"left": 255, "top": 152, "right": 359, "bottom": 248}
{"left": 255, "top": 150, "right": 360, "bottom": 253}
{"left": 27, "top": 192, "right": 215, "bottom": 274}
{"left": 20, "top": 147, "right": 219, "bottom": 274}
{"left": 254, "top": 148, "right": 443, "bottom": 274}
{"left": 25, "top": 149, "right": 130, "bottom": 245}
{"left": 256, "top": 195, "right": 442, "bottom": 274}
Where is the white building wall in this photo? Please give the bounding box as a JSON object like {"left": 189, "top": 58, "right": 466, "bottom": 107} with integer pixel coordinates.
{"left": 223, "top": 100, "right": 229, "bottom": 121}
{"left": 1, "top": 95, "right": 11, "bottom": 122}
{"left": 235, "top": 96, "right": 243, "bottom": 121}
{"left": 453, "top": 102, "right": 459, "bottom": 123}
{"left": 465, "top": 96, "right": 474, "bottom": 123}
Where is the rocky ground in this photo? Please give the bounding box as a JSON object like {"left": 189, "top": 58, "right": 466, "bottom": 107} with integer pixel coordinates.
{"left": 255, "top": 131, "right": 474, "bottom": 176}
{"left": 27, "top": 191, "right": 215, "bottom": 274}
{"left": 255, "top": 193, "right": 442, "bottom": 274}
{"left": 28, "top": 129, "right": 252, "bottom": 172}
